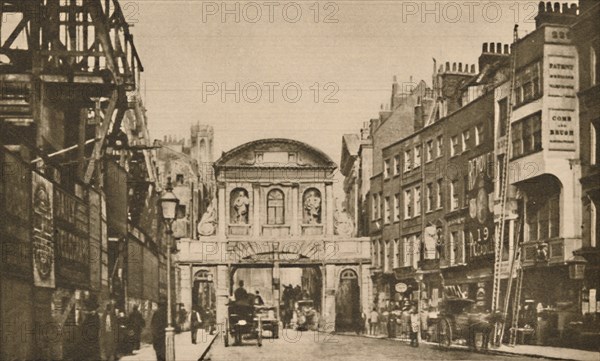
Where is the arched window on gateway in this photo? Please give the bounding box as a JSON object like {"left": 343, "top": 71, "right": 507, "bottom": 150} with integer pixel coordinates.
{"left": 267, "top": 189, "right": 285, "bottom": 225}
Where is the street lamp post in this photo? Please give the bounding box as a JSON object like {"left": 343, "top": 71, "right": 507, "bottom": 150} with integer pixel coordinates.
{"left": 160, "top": 177, "right": 179, "bottom": 361}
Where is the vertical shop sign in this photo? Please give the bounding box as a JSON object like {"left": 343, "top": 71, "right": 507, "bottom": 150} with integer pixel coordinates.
{"left": 32, "top": 172, "right": 55, "bottom": 287}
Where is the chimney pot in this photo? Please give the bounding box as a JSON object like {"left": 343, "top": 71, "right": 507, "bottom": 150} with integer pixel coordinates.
{"left": 458, "top": 63, "right": 463, "bottom": 72}
{"left": 562, "top": 3, "right": 568, "bottom": 13}
{"left": 504, "top": 44, "right": 509, "bottom": 54}
{"left": 490, "top": 42, "right": 495, "bottom": 53}
{"left": 546, "top": 2, "right": 552, "bottom": 12}
{"left": 538, "top": 1, "right": 544, "bottom": 13}
{"left": 452, "top": 62, "right": 457, "bottom": 71}
{"left": 553, "top": 2, "right": 560, "bottom": 12}
{"left": 471, "top": 64, "right": 476, "bottom": 73}
{"left": 497, "top": 43, "right": 502, "bottom": 54}
{"left": 570, "top": 3, "right": 577, "bottom": 14}
{"left": 483, "top": 43, "right": 488, "bottom": 53}
{"left": 446, "top": 62, "right": 450, "bottom": 71}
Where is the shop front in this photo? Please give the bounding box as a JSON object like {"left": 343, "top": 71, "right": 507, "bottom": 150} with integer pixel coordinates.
{"left": 441, "top": 265, "right": 493, "bottom": 312}
{"left": 519, "top": 265, "right": 580, "bottom": 347}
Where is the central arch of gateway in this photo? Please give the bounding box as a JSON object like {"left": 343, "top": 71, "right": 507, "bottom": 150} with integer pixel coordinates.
{"left": 176, "top": 138, "right": 371, "bottom": 331}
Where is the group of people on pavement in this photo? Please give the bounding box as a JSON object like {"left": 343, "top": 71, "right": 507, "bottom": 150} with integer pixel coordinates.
{"left": 77, "top": 294, "right": 219, "bottom": 361}
{"left": 366, "top": 300, "right": 424, "bottom": 347}
{"left": 78, "top": 297, "right": 146, "bottom": 361}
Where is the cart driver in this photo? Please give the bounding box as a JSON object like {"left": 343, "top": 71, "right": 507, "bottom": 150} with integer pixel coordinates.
{"left": 234, "top": 280, "right": 249, "bottom": 304}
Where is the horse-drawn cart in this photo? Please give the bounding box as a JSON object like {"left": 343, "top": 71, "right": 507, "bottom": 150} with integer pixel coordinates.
{"left": 436, "top": 298, "right": 499, "bottom": 350}
{"left": 223, "top": 302, "right": 263, "bottom": 347}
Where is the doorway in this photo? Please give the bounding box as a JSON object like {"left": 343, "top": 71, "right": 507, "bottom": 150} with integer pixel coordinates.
{"left": 192, "top": 270, "right": 216, "bottom": 323}
{"left": 335, "top": 269, "right": 360, "bottom": 332}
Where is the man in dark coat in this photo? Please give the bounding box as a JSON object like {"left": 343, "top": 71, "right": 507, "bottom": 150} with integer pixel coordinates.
{"left": 101, "top": 303, "right": 118, "bottom": 361}
{"left": 128, "top": 305, "right": 146, "bottom": 351}
{"left": 151, "top": 302, "right": 167, "bottom": 361}
{"left": 234, "top": 280, "right": 248, "bottom": 303}
{"left": 80, "top": 297, "right": 101, "bottom": 361}
{"left": 190, "top": 305, "right": 202, "bottom": 344}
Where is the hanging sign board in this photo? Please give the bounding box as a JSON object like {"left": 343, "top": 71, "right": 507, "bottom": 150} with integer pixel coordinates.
{"left": 395, "top": 283, "right": 408, "bottom": 293}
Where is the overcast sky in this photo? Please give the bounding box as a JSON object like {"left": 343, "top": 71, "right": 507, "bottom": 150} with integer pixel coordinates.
{"left": 132, "top": 0, "right": 575, "bottom": 164}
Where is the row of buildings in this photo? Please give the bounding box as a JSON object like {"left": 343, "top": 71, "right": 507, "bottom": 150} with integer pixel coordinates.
{"left": 341, "top": 0, "right": 599, "bottom": 347}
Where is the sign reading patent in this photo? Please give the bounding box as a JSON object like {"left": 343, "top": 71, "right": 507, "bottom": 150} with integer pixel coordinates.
{"left": 546, "top": 53, "right": 578, "bottom": 152}
{"left": 54, "top": 186, "right": 90, "bottom": 288}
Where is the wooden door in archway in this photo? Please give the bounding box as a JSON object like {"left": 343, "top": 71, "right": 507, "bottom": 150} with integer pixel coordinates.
{"left": 335, "top": 269, "right": 360, "bottom": 332}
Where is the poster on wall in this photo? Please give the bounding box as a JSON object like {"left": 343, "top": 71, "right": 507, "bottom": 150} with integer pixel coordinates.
{"left": 32, "top": 172, "right": 55, "bottom": 288}
{"left": 54, "top": 186, "right": 89, "bottom": 288}
{"left": 546, "top": 53, "right": 578, "bottom": 153}
{"left": 89, "top": 190, "right": 101, "bottom": 291}
{"left": 466, "top": 152, "right": 495, "bottom": 261}
{"left": 548, "top": 109, "right": 576, "bottom": 152}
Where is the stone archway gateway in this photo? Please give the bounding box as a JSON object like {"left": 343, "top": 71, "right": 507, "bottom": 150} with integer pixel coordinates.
{"left": 176, "top": 138, "right": 371, "bottom": 330}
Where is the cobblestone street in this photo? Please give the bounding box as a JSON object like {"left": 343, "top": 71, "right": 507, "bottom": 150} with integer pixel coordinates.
{"left": 205, "top": 331, "right": 551, "bottom": 361}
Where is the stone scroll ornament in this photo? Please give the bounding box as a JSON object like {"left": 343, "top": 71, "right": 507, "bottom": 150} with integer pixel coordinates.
{"left": 197, "top": 199, "right": 217, "bottom": 236}
{"left": 334, "top": 209, "right": 354, "bottom": 237}
{"left": 304, "top": 190, "right": 322, "bottom": 224}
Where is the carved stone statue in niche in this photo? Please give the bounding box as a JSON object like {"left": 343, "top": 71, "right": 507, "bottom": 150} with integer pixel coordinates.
{"left": 334, "top": 208, "right": 354, "bottom": 237}
{"left": 303, "top": 189, "right": 321, "bottom": 224}
{"left": 198, "top": 198, "right": 217, "bottom": 236}
{"left": 232, "top": 189, "right": 250, "bottom": 224}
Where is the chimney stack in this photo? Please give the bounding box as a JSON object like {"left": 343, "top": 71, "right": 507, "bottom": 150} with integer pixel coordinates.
{"left": 535, "top": 1, "right": 578, "bottom": 28}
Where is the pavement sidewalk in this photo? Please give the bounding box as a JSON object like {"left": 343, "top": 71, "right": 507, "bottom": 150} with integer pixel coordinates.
{"left": 337, "top": 332, "right": 599, "bottom": 361}
{"left": 120, "top": 330, "right": 218, "bottom": 361}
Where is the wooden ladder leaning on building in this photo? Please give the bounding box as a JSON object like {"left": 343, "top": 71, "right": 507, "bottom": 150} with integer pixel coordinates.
{"left": 491, "top": 24, "right": 520, "bottom": 347}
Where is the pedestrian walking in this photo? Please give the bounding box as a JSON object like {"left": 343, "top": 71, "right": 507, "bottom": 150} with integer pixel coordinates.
{"left": 410, "top": 305, "right": 420, "bottom": 347}
{"left": 117, "top": 310, "right": 133, "bottom": 356}
{"left": 128, "top": 305, "right": 145, "bottom": 351}
{"left": 100, "top": 303, "right": 117, "bottom": 361}
{"left": 80, "top": 296, "right": 101, "bottom": 361}
{"left": 369, "top": 307, "right": 379, "bottom": 335}
{"left": 190, "top": 306, "right": 202, "bottom": 344}
{"left": 151, "top": 302, "right": 168, "bottom": 361}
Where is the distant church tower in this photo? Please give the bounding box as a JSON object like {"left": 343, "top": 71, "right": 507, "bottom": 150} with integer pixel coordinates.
{"left": 190, "top": 123, "right": 214, "bottom": 165}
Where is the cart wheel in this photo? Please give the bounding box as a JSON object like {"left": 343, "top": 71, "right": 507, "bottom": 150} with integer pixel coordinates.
{"left": 438, "top": 319, "right": 452, "bottom": 348}
{"left": 224, "top": 319, "right": 229, "bottom": 347}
